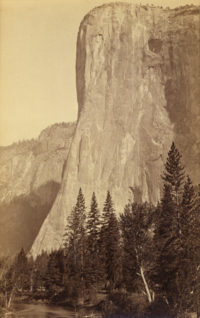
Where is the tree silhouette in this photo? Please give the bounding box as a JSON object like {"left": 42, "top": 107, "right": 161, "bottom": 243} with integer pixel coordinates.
{"left": 63, "top": 188, "right": 86, "bottom": 304}
{"left": 85, "top": 192, "right": 101, "bottom": 288}
{"left": 162, "top": 142, "right": 185, "bottom": 204}
{"left": 99, "top": 191, "right": 121, "bottom": 291}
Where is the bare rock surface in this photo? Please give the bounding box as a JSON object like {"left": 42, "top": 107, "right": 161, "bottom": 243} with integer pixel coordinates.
{"left": 0, "top": 122, "right": 75, "bottom": 203}
{"left": 30, "top": 3, "right": 199, "bottom": 256}
{"left": 0, "top": 122, "right": 75, "bottom": 256}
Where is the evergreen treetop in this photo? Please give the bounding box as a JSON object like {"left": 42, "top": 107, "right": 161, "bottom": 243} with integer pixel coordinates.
{"left": 85, "top": 193, "right": 101, "bottom": 287}
{"left": 102, "top": 191, "right": 115, "bottom": 227}
{"left": 87, "top": 192, "right": 100, "bottom": 238}
{"left": 64, "top": 188, "right": 86, "bottom": 248}
{"left": 162, "top": 142, "right": 185, "bottom": 202}
{"left": 181, "top": 176, "right": 196, "bottom": 211}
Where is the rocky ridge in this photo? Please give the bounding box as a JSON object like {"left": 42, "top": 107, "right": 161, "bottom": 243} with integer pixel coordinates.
{"left": 0, "top": 122, "right": 75, "bottom": 203}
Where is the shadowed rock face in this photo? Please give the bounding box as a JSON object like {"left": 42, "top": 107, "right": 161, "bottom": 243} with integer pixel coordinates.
{"left": 31, "top": 3, "right": 200, "bottom": 257}
{"left": 0, "top": 123, "right": 75, "bottom": 256}
{"left": 0, "top": 181, "right": 60, "bottom": 257}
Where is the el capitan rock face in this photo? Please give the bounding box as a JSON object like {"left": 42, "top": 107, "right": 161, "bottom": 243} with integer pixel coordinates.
{"left": 30, "top": 3, "right": 200, "bottom": 256}
{"left": 0, "top": 122, "right": 75, "bottom": 256}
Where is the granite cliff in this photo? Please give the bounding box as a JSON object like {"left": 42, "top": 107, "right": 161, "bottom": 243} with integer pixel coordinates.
{"left": 30, "top": 3, "right": 200, "bottom": 257}
{"left": 0, "top": 122, "right": 75, "bottom": 255}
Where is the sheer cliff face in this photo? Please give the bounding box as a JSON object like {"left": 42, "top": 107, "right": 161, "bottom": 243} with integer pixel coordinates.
{"left": 31, "top": 4, "right": 200, "bottom": 256}
{"left": 0, "top": 123, "right": 75, "bottom": 256}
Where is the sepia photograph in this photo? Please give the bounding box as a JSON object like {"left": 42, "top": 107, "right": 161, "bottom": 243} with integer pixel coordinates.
{"left": 0, "top": 0, "right": 200, "bottom": 317}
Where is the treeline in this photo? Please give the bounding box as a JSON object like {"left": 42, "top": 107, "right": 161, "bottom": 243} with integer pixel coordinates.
{"left": 0, "top": 142, "right": 200, "bottom": 317}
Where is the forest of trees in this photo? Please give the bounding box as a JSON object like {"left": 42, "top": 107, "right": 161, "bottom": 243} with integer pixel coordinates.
{"left": 0, "top": 142, "right": 199, "bottom": 318}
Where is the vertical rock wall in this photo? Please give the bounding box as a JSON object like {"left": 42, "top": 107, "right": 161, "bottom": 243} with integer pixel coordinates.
{"left": 31, "top": 4, "right": 200, "bottom": 257}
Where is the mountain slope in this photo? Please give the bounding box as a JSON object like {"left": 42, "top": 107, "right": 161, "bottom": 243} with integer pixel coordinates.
{"left": 31, "top": 4, "right": 200, "bottom": 257}
{"left": 0, "top": 122, "right": 76, "bottom": 256}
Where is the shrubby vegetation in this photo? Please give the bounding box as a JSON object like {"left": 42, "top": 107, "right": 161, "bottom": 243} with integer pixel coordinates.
{"left": 0, "top": 142, "right": 199, "bottom": 317}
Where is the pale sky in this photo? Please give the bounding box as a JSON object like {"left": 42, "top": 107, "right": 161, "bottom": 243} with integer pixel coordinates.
{"left": 0, "top": 0, "right": 199, "bottom": 146}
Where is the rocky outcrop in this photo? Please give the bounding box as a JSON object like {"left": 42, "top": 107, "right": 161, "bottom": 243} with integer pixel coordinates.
{"left": 31, "top": 3, "right": 200, "bottom": 256}
{"left": 0, "top": 122, "right": 75, "bottom": 203}
{"left": 0, "top": 122, "right": 75, "bottom": 256}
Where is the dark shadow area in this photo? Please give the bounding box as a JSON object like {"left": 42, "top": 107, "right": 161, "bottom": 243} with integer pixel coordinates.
{"left": 0, "top": 181, "right": 60, "bottom": 257}
{"left": 148, "top": 38, "right": 163, "bottom": 53}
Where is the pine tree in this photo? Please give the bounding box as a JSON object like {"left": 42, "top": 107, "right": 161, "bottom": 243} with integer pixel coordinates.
{"left": 154, "top": 184, "right": 179, "bottom": 308}
{"left": 106, "top": 211, "right": 121, "bottom": 290}
{"left": 173, "top": 176, "right": 197, "bottom": 312}
{"left": 32, "top": 252, "right": 49, "bottom": 294}
{"left": 181, "top": 176, "right": 196, "bottom": 237}
{"left": 162, "top": 142, "right": 185, "bottom": 204}
{"left": 1, "top": 249, "right": 29, "bottom": 308}
{"left": 99, "top": 191, "right": 121, "bottom": 291}
{"left": 153, "top": 143, "right": 200, "bottom": 315}
{"left": 120, "top": 204, "right": 138, "bottom": 292}
{"left": 63, "top": 188, "right": 86, "bottom": 303}
{"left": 178, "top": 177, "right": 200, "bottom": 313}
{"left": 102, "top": 191, "right": 114, "bottom": 227}
{"left": 13, "top": 248, "right": 29, "bottom": 293}
{"left": 160, "top": 143, "right": 185, "bottom": 260}
{"left": 45, "top": 250, "right": 64, "bottom": 300}
{"left": 85, "top": 192, "right": 101, "bottom": 288}
{"left": 87, "top": 192, "right": 100, "bottom": 247}
{"left": 99, "top": 191, "right": 114, "bottom": 280}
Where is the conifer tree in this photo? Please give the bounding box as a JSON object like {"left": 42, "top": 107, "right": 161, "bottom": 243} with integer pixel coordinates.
{"left": 63, "top": 188, "right": 86, "bottom": 302}
{"left": 85, "top": 192, "right": 101, "bottom": 288}
{"left": 87, "top": 192, "right": 100, "bottom": 246}
{"left": 173, "top": 176, "right": 197, "bottom": 312}
{"left": 154, "top": 143, "right": 197, "bottom": 315}
{"left": 178, "top": 177, "right": 200, "bottom": 313}
{"left": 99, "top": 191, "right": 121, "bottom": 291}
{"left": 106, "top": 211, "right": 121, "bottom": 290}
{"left": 45, "top": 250, "right": 64, "bottom": 300}
{"left": 99, "top": 191, "right": 114, "bottom": 278}
{"left": 154, "top": 184, "right": 179, "bottom": 308}
{"left": 120, "top": 204, "right": 138, "bottom": 292}
{"left": 13, "top": 248, "right": 29, "bottom": 293}
{"left": 32, "top": 252, "right": 49, "bottom": 294}
{"left": 102, "top": 191, "right": 114, "bottom": 227}
{"left": 2, "top": 249, "right": 29, "bottom": 307}
{"left": 181, "top": 176, "right": 196, "bottom": 237}
{"left": 160, "top": 143, "right": 185, "bottom": 256}
{"left": 162, "top": 142, "right": 185, "bottom": 204}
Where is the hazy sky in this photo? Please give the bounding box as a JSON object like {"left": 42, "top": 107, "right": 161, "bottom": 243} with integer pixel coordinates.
{"left": 0, "top": 0, "right": 199, "bottom": 146}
